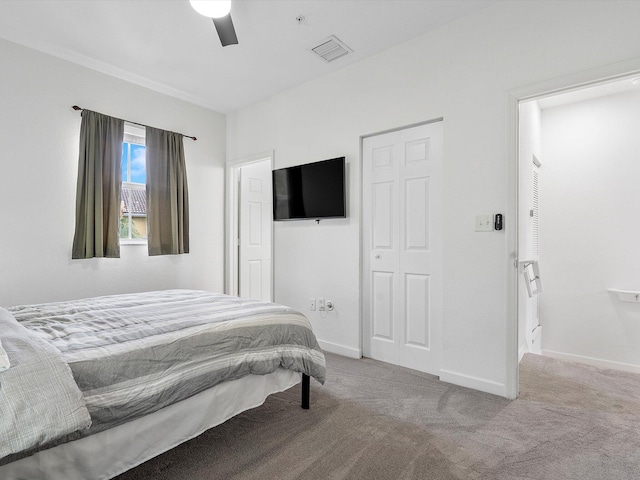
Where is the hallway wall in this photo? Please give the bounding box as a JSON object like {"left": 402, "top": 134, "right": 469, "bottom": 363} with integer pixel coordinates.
{"left": 540, "top": 88, "right": 640, "bottom": 371}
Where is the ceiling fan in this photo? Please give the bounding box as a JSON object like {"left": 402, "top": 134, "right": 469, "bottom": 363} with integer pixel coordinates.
{"left": 190, "top": 0, "right": 238, "bottom": 47}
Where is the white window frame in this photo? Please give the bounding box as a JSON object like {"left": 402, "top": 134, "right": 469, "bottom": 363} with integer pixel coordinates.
{"left": 120, "top": 123, "right": 147, "bottom": 245}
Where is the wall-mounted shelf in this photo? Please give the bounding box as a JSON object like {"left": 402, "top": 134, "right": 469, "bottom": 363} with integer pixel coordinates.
{"left": 607, "top": 289, "right": 640, "bottom": 303}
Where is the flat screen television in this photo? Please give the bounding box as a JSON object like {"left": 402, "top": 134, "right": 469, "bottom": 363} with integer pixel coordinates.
{"left": 272, "top": 157, "right": 346, "bottom": 221}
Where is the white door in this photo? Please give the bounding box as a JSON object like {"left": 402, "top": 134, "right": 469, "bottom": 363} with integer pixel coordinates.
{"left": 239, "top": 160, "right": 272, "bottom": 301}
{"left": 362, "top": 121, "right": 443, "bottom": 375}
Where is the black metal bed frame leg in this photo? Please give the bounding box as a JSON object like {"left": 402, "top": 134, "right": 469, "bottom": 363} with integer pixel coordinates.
{"left": 301, "top": 374, "right": 310, "bottom": 409}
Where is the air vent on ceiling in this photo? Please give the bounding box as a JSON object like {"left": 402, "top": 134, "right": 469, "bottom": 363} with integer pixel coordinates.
{"left": 310, "top": 35, "right": 352, "bottom": 63}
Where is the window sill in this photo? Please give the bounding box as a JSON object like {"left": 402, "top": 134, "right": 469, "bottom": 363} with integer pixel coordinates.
{"left": 120, "top": 239, "right": 148, "bottom": 246}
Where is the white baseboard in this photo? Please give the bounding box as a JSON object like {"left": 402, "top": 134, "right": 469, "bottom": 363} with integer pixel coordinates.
{"left": 317, "top": 339, "right": 361, "bottom": 359}
{"left": 319, "top": 343, "right": 508, "bottom": 397}
{"left": 541, "top": 349, "right": 640, "bottom": 375}
{"left": 439, "top": 369, "right": 506, "bottom": 398}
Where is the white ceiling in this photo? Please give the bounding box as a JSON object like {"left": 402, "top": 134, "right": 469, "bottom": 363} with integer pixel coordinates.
{"left": 0, "top": 0, "right": 496, "bottom": 113}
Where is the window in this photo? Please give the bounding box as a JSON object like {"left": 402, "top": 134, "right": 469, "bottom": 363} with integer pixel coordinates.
{"left": 120, "top": 124, "right": 147, "bottom": 242}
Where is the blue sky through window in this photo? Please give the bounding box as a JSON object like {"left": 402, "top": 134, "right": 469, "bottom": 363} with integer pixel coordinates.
{"left": 122, "top": 142, "right": 146, "bottom": 184}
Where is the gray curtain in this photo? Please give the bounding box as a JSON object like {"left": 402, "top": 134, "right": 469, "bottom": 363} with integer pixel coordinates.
{"left": 72, "top": 110, "right": 124, "bottom": 259}
{"left": 145, "top": 126, "right": 190, "bottom": 256}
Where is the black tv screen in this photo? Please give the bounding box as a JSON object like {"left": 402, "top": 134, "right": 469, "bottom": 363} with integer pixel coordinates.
{"left": 272, "top": 157, "right": 346, "bottom": 221}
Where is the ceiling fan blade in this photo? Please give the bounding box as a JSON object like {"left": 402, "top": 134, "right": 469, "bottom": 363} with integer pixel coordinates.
{"left": 212, "top": 14, "right": 238, "bottom": 47}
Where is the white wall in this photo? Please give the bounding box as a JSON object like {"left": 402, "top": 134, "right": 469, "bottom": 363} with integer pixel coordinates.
{"left": 540, "top": 89, "right": 640, "bottom": 371}
{"left": 227, "top": 1, "right": 640, "bottom": 396}
{"left": 0, "top": 39, "right": 226, "bottom": 307}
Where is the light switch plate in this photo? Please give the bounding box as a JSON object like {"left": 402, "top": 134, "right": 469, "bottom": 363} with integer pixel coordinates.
{"left": 475, "top": 215, "right": 493, "bottom": 232}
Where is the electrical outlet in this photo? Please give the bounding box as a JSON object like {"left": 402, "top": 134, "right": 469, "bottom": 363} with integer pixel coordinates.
{"left": 318, "top": 298, "right": 326, "bottom": 311}
{"left": 309, "top": 298, "right": 316, "bottom": 311}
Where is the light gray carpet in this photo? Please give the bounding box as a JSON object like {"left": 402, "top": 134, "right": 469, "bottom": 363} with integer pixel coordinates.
{"left": 114, "top": 353, "right": 640, "bottom": 480}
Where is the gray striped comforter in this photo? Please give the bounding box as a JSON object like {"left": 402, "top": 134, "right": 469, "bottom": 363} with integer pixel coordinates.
{"left": 0, "top": 308, "right": 91, "bottom": 461}
{"left": 8, "top": 289, "right": 326, "bottom": 434}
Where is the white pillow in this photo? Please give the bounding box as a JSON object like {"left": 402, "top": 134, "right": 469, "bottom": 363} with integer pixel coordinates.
{"left": 0, "top": 340, "right": 10, "bottom": 372}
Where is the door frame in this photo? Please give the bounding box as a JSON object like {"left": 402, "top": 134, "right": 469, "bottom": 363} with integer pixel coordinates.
{"left": 506, "top": 59, "right": 640, "bottom": 400}
{"left": 225, "top": 151, "right": 274, "bottom": 299}
{"left": 359, "top": 118, "right": 444, "bottom": 370}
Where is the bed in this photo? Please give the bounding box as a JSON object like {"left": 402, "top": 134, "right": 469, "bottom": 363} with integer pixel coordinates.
{"left": 0, "top": 289, "right": 326, "bottom": 479}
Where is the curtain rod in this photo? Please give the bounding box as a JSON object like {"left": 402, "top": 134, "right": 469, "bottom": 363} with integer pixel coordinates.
{"left": 72, "top": 106, "right": 197, "bottom": 141}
